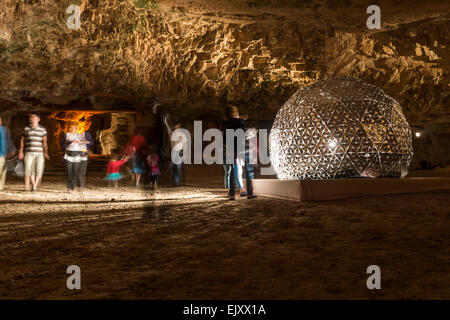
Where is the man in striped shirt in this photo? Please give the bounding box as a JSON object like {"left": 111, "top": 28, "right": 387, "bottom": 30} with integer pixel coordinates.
{"left": 18, "top": 114, "right": 50, "bottom": 191}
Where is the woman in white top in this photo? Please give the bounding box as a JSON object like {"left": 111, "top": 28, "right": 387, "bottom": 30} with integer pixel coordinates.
{"left": 63, "top": 123, "right": 91, "bottom": 192}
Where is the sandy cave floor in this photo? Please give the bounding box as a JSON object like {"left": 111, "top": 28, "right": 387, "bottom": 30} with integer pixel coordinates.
{"left": 0, "top": 164, "right": 449, "bottom": 299}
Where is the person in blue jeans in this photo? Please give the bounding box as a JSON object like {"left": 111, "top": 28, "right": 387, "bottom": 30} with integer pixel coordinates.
{"left": 229, "top": 156, "right": 254, "bottom": 200}
{"left": 234, "top": 165, "right": 246, "bottom": 196}
{"left": 168, "top": 122, "right": 187, "bottom": 186}
{"left": 169, "top": 161, "right": 182, "bottom": 186}
{"left": 223, "top": 164, "right": 246, "bottom": 196}
{"left": 223, "top": 164, "right": 231, "bottom": 188}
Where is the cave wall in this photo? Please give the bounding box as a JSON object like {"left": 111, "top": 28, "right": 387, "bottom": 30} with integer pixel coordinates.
{"left": 99, "top": 112, "right": 136, "bottom": 154}
{"left": 0, "top": 0, "right": 449, "bottom": 166}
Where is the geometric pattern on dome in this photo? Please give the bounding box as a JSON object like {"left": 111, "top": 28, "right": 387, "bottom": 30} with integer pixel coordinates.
{"left": 269, "top": 78, "right": 413, "bottom": 179}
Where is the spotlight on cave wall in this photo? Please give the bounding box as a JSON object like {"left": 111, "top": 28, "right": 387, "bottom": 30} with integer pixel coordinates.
{"left": 269, "top": 78, "right": 413, "bottom": 179}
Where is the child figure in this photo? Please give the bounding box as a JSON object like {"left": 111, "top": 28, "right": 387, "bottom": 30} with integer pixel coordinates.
{"left": 105, "top": 153, "right": 130, "bottom": 188}
{"left": 146, "top": 145, "right": 161, "bottom": 189}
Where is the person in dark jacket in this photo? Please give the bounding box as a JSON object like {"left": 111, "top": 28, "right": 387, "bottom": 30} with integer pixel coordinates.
{"left": 223, "top": 105, "right": 257, "bottom": 200}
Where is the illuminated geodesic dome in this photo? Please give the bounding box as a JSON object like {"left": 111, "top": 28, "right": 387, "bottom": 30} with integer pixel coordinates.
{"left": 269, "top": 78, "right": 413, "bottom": 179}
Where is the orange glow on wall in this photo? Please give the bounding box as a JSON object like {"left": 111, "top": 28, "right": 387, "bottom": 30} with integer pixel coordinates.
{"left": 48, "top": 111, "right": 106, "bottom": 152}
{"left": 48, "top": 111, "right": 104, "bottom": 133}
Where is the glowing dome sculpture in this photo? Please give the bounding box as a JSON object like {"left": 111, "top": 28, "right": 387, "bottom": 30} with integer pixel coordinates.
{"left": 269, "top": 78, "right": 413, "bottom": 179}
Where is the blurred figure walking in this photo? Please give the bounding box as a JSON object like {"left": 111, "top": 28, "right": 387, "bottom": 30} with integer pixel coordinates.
{"left": 0, "top": 115, "right": 14, "bottom": 190}
{"left": 61, "top": 123, "right": 94, "bottom": 192}
{"left": 105, "top": 153, "right": 130, "bottom": 188}
{"left": 146, "top": 145, "right": 161, "bottom": 189}
{"left": 168, "top": 122, "right": 187, "bottom": 187}
{"left": 127, "top": 128, "right": 147, "bottom": 187}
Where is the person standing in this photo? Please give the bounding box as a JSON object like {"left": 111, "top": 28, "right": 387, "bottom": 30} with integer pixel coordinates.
{"left": 127, "top": 128, "right": 147, "bottom": 187}
{"left": 62, "top": 123, "right": 81, "bottom": 192}
{"left": 168, "top": 122, "right": 187, "bottom": 187}
{"left": 0, "top": 115, "right": 16, "bottom": 190}
{"left": 0, "top": 115, "right": 7, "bottom": 190}
{"left": 0, "top": 116, "right": 16, "bottom": 189}
{"left": 18, "top": 114, "right": 50, "bottom": 192}
{"left": 223, "top": 105, "right": 256, "bottom": 200}
{"left": 61, "top": 124, "right": 94, "bottom": 191}
{"left": 146, "top": 145, "right": 161, "bottom": 189}
{"left": 61, "top": 123, "right": 93, "bottom": 192}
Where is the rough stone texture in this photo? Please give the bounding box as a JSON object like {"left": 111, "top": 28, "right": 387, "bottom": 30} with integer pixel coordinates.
{"left": 0, "top": 0, "right": 449, "bottom": 165}
{"left": 98, "top": 112, "right": 136, "bottom": 154}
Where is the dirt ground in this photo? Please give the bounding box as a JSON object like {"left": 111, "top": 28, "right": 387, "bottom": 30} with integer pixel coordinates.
{"left": 0, "top": 164, "right": 449, "bottom": 299}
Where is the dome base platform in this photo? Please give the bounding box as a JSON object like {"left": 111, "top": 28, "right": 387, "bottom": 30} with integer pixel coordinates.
{"left": 251, "top": 177, "right": 450, "bottom": 201}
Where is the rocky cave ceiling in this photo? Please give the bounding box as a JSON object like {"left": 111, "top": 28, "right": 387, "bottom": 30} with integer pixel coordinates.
{"left": 0, "top": 0, "right": 448, "bottom": 125}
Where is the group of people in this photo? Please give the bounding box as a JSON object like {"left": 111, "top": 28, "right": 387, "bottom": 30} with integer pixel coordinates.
{"left": 105, "top": 129, "right": 162, "bottom": 189}
{"left": 0, "top": 112, "right": 186, "bottom": 192}
{"left": 0, "top": 106, "right": 258, "bottom": 200}
{"left": 61, "top": 123, "right": 166, "bottom": 190}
